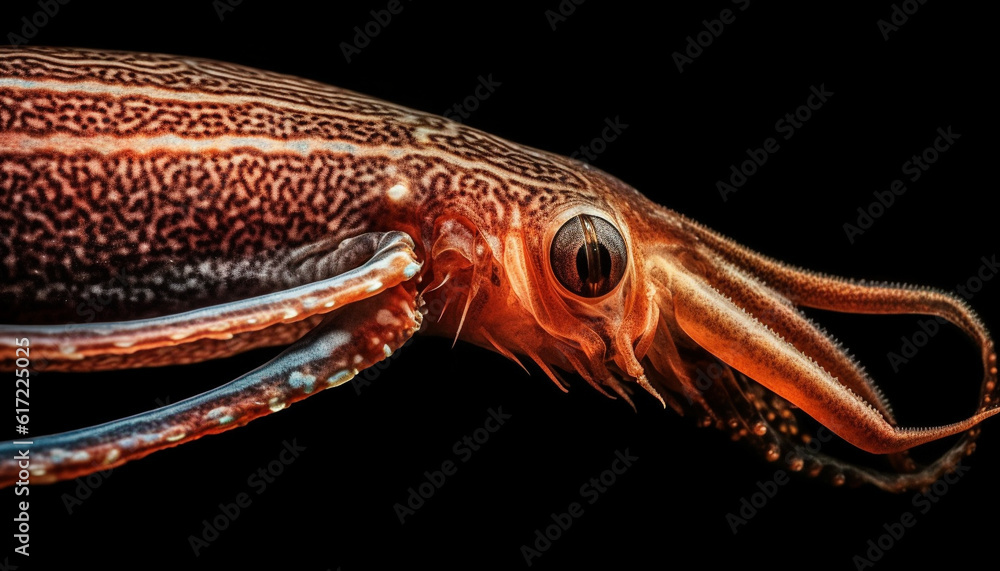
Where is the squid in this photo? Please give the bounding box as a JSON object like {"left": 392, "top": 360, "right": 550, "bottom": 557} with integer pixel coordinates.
{"left": 0, "top": 46, "right": 996, "bottom": 493}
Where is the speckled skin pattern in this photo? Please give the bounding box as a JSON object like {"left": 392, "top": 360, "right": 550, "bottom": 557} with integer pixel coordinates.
{"left": 0, "top": 47, "right": 996, "bottom": 491}
{"left": 0, "top": 47, "right": 587, "bottom": 325}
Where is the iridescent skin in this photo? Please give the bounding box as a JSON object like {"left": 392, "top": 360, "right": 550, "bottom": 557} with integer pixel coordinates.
{"left": 0, "top": 47, "right": 996, "bottom": 491}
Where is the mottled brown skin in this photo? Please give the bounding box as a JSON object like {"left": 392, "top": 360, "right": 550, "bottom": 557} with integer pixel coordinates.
{"left": 0, "top": 47, "right": 996, "bottom": 491}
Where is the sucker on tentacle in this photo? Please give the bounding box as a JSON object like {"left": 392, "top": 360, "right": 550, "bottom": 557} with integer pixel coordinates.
{"left": 0, "top": 46, "right": 996, "bottom": 493}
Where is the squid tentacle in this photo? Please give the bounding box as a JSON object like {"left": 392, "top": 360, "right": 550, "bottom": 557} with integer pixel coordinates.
{"left": 674, "top": 218, "right": 997, "bottom": 484}
{"left": 0, "top": 232, "right": 420, "bottom": 371}
{"left": 684, "top": 218, "right": 997, "bottom": 406}
{"left": 0, "top": 230, "right": 422, "bottom": 488}
{"left": 670, "top": 270, "right": 1000, "bottom": 455}
{"left": 700, "top": 258, "right": 900, "bottom": 424}
{"left": 0, "top": 284, "right": 421, "bottom": 487}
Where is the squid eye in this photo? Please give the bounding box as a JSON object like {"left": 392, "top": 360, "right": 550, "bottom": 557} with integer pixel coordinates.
{"left": 550, "top": 214, "right": 627, "bottom": 297}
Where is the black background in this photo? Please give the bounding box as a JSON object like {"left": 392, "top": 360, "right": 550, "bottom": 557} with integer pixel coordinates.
{"left": 3, "top": 1, "right": 998, "bottom": 569}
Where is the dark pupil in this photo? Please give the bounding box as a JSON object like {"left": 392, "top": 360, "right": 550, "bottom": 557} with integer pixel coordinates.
{"left": 575, "top": 243, "right": 612, "bottom": 288}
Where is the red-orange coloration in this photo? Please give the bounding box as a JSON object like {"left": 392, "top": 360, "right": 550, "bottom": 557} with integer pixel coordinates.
{"left": 0, "top": 47, "right": 996, "bottom": 491}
